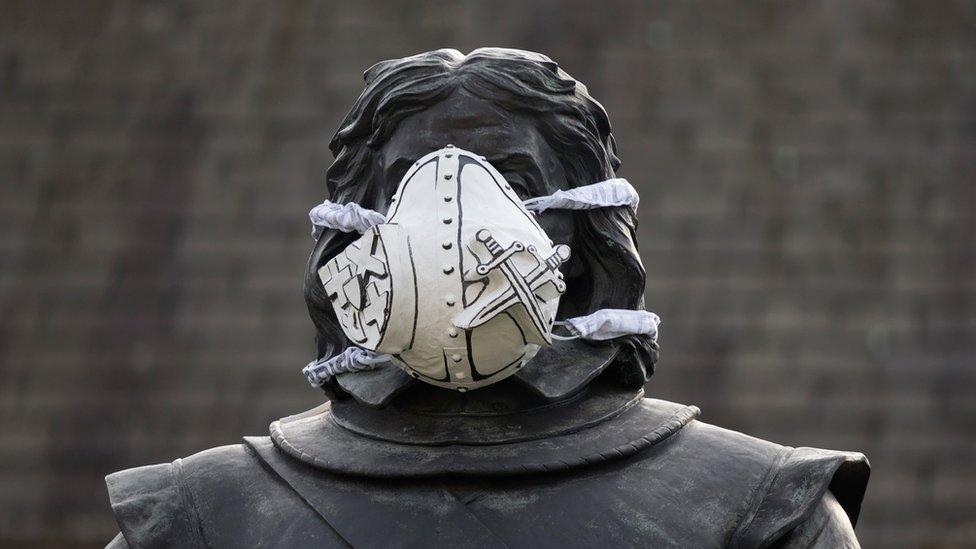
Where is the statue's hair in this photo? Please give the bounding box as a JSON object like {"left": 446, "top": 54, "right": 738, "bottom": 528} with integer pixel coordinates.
{"left": 305, "top": 48, "right": 657, "bottom": 391}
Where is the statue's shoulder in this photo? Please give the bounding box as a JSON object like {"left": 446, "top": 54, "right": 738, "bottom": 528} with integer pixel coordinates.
{"left": 105, "top": 440, "right": 343, "bottom": 548}
{"left": 633, "top": 398, "right": 870, "bottom": 547}
{"left": 105, "top": 444, "right": 249, "bottom": 547}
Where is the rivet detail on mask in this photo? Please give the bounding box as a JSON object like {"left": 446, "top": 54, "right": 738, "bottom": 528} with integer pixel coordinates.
{"left": 444, "top": 174, "right": 453, "bottom": 180}
{"left": 448, "top": 327, "right": 458, "bottom": 338}
{"left": 451, "top": 354, "right": 462, "bottom": 362}
{"left": 443, "top": 195, "right": 453, "bottom": 202}
{"left": 443, "top": 265, "right": 454, "bottom": 274}
{"left": 442, "top": 217, "right": 452, "bottom": 224}
{"left": 442, "top": 240, "right": 452, "bottom": 249}
{"left": 445, "top": 296, "right": 456, "bottom": 306}
{"left": 454, "top": 372, "right": 466, "bottom": 379}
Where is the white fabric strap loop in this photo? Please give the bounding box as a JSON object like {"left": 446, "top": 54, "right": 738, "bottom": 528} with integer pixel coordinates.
{"left": 309, "top": 200, "right": 386, "bottom": 239}
{"left": 552, "top": 309, "right": 660, "bottom": 342}
{"left": 522, "top": 178, "right": 639, "bottom": 213}
{"left": 303, "top": 347, "right": 391, "bottom": 387}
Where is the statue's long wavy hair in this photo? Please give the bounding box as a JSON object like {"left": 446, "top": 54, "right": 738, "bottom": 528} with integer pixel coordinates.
{"left": 305, "top": 48, "right": 657, "bottom": 392}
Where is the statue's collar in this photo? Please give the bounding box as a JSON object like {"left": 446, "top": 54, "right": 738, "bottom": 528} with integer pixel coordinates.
{"left": 268, "top": 382, "right": 700, "bottom": 478}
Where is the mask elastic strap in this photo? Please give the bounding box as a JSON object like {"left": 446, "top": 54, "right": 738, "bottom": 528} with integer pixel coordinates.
{"left": 309, "top": 178, "right": 635, "bottom": 238}
{"left": 551, "top": 309, "right": 660, "bottom": 342}
{"left": 303, "top": 347, "right": 391, "bottom": 387}
{"left": 522, "top": 178, "right": 639, "bottom": 213}
{"left": 309, "top": 200, "right": 386, "bottom": 239}
{"left": 309, "top": 178, "right": 636, "bottom": 238}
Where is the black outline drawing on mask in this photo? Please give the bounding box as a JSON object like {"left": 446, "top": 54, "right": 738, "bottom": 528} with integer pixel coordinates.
{"left": 320, "top": 227, "right": 392, "bottom": 348}
{"left": 320, "top": 224, "right": 419, "bottom": 356}
{"left": 329, "top": 147, "right": 563, "bottom": 389}
{"left": 457, "top": 229, "right": 570, "bottom": 345}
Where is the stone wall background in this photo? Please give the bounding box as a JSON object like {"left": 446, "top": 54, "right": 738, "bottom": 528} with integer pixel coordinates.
{"left": 1, "top": 0, "right": 974, "bottom": 546}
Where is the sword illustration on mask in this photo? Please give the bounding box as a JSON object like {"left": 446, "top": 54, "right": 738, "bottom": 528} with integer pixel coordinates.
{"left": 454, "top": 229, "right": 571, "bottom": 345}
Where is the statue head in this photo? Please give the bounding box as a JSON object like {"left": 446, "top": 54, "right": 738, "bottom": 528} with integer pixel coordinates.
{"left": 306, "top": 48, "right": 656, "bottom": 392}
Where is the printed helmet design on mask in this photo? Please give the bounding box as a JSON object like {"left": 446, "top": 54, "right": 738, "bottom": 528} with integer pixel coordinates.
{"left": 319, "top": 145, "right": 570, "bottom": 391}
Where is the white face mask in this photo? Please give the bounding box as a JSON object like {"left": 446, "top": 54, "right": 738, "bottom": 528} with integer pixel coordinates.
{"left": 304, "top": 145, "right": 655, "bottom": 392}
{"left": 317, "top": 145, "right": 569, "bottom": 391}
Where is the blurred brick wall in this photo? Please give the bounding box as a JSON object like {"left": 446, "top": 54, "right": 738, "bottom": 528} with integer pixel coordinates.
{"left": 1, "top": 0, "right": 973, "bottom": 546}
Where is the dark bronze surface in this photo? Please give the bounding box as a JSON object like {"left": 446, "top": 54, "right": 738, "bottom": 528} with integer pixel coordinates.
{"left": 104, "top": 48, "right": 869, "bottom": 548}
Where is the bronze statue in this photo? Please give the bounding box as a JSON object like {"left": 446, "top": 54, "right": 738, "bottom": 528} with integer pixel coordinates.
{"left": 105, "top": 48, "right": 869, "bottom": 548}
